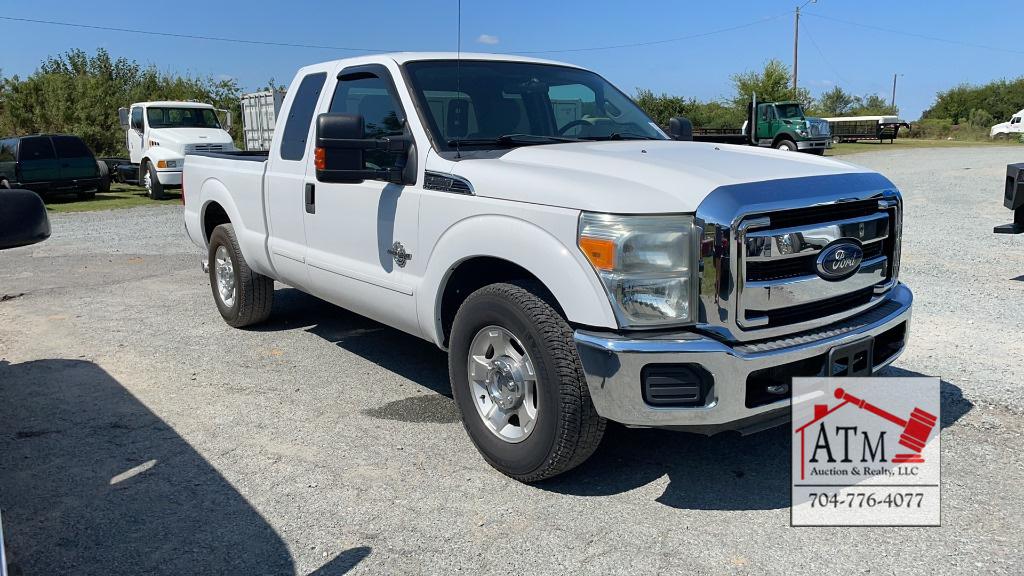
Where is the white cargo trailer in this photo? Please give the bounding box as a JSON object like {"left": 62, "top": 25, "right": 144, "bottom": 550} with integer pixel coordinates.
{"left": 240, "top": 90, "right": 286, "bottom": 151}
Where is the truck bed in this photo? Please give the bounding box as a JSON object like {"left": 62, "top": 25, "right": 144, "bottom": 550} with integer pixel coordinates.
{"left": 187, "top": 150, "right": 269, "bottom": 162}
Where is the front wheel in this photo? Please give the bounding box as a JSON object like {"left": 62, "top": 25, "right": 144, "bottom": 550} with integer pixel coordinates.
{"left": 775, "top": 139, "right": 798, "bottom": 151}
{"left": 143, "top": 162, "right": 165, "bottom": 200}
{"left": 449, "top": 281, "right": 606, "bottom": 482}
{"left": 208, "top": 223, "right": 274, "bottom": 327}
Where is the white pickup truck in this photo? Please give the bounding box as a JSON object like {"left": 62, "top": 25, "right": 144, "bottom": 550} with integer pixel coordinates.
{"left": 183, "top": 53, "right": 913, "bottom": 481}
{"left": 118, "top": 101, "right": 235, "bottom": 198}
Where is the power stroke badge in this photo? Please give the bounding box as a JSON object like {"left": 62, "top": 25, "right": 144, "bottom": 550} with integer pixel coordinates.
{"left": 791, "top": 377, "right": 941, "bottom": 526}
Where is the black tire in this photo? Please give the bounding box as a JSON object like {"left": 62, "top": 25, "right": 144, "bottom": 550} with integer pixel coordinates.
{"left": 775, "top": 138, "right": 798, "bottom": 151}
{"left": 449, "top": 281, "right": 606, "bottom": 482}
{"left": 208, "top": 223, "right": 273, "bottom": 327}
{"left": 144, "top": 162, "right": 165, "bottom": 200}
{"left": 96, "top": 160, "right": 111, "bottom": 193}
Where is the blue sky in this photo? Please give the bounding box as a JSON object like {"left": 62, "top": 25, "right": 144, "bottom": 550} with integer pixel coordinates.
{"left": 1, "top": 0, "right": 1021, "bottom": 120}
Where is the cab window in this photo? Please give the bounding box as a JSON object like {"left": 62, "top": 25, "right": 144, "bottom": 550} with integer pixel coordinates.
{"left": 329, "top": 69, "right": 407, "bottom": 170}
{"left": 19, "top": 137, "right": 56, "bottom": 160}
{"left": 131, "top": 107, "right": 144, "bottom": 131}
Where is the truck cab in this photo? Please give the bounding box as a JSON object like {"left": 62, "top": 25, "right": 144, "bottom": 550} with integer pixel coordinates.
{"left": 118, "top": 101, "right": 235, "bottom": 198}
{"left": 751, "top": 101, "right": 831, "bottom": 153}
{"left": 990, "top": 109, "right": 1024, "bottom": 139}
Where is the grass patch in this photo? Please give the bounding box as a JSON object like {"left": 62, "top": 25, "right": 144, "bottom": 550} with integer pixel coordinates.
{"left": 827, "top": 138, "right": 1022, "bottom": 156}
{"left": 44, "top": 183, "right": 181, "bottom": 213}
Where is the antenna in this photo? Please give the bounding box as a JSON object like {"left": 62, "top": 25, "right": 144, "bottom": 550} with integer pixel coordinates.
{"left": 455, "top": 0, "right": 462, "bottom": 159}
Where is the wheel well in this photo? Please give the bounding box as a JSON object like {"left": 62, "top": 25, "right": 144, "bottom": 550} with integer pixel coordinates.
{"left": 438, "top": 257, "right": 562, "bottom": 347}
{"left": 203, "top": 201, "right": 230, "bottom": 243}
{"left": 773, "top": 134, "right": 796, "bottom": 146}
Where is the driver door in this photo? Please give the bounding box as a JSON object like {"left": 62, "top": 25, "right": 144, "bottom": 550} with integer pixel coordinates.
{"left": 127, "top": 107, "right": 145, "bottom": 164}
{"left": 302, "top": 64, "right": 422, "bottom": 335}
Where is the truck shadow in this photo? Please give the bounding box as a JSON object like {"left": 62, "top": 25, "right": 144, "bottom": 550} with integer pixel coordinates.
{"left": 0, "top": 358, "right": 369, "bottom": 575}
{"left": 257, "top": 289, "right": 974, "bottom": 511}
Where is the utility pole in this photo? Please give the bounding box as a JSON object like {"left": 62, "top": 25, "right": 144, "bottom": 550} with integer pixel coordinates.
{"left": 891, "top": 73, "right": 902, "bottom": 109}
{"left": 793, "top": 7, "right": 800, "bottom": 92}
{"left": 793, "top": 1, "right": 817, "bottom": 93}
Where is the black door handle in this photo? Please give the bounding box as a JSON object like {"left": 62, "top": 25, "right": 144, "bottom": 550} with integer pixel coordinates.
{"left": 304, "top": 183, "right": 315, "bottom": 214}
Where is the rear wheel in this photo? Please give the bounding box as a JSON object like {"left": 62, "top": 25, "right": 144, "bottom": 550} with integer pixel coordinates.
{"left": 96, "top": 160, "right": 110, "bottom": 193}
{"left": 775, "top": 139, "right": 798, "bottom": 151}
{"left": 449, "top": 281, "right": 606, "bottom": 482}
{"left": 143, "top": 162, "right": 165, "bottom": 200}
{"left": 208, "top": 223, "right": 274, "bottom": 327}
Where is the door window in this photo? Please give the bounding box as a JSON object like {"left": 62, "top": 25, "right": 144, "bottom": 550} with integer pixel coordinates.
{"left": 131, "top": 107, "right": 144, "bottom": 131}
{"left": 18, "top": 137, "right": 56, "bottom": 160}
{"left": 329, "top": 69, "right": 407, "bottom": 170}
{"left": 279, "top": 72, "right": 327, "bottom": 161}
{"left": 0, "top": 138, "right": 16, "bottom": 162}
{"left": 52, "top": 136, "right": 93, "bottom": 159}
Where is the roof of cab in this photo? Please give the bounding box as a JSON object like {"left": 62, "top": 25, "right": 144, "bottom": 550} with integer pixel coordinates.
{"left": 300, "top": 52, "right": 581, "bottom": 72}
{"left": 133, "top": 101, "right": 216, "bottom": 108}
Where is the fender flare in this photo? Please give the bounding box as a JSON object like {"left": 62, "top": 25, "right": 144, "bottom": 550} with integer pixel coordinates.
{"left": 416, "top": 214, "right": 617, "bottom": 347}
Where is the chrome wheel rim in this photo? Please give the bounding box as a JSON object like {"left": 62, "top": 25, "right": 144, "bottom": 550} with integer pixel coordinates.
{"left": 467, "top": 325, "right": 538, "bottom": 443}
{"left": 214, "top": 245, "right": 236, "bottom": 308}
{"left": 144, "top": 171, "right": 153, "bottom": 194}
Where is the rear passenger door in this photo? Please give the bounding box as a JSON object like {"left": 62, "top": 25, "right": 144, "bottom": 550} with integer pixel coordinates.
{"left": 52, "top": 136, "right": 98, "bottom": 181}
{"left": 264, "top": 70, "right": 328, "bottom": 290}
{"left": 17, "top": 137, "right": 59, "bottom": 184}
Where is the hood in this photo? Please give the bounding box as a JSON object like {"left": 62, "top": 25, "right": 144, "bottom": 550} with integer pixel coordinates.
{"left": 150, "top": 128, "right": 235, "bottom": 150}
{"left": 991, "top": 122, "right": 1011, "bottom": 135}
{"left": 440, "top": 140, "right": 870, "bottom": 213}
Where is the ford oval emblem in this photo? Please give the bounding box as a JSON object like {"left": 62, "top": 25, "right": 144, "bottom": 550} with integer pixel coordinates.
{"left": 816, "top": 242, "right": 863, "bottom": 281}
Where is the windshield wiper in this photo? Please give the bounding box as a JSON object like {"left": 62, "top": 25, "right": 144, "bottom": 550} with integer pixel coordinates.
{"left": 581, "top": 132, "right": 657, "bottom": 141}
{"left": 446, "top": 133, "right": 580, "bottom": 147}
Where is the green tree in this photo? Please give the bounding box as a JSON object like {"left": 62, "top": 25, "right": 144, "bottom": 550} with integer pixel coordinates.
{"left": 0, "top": 48, "right": 243, "bottom": 155}
{"left": 850, "top": 94, "right": 897, "bottom": 116}
{"left": 730, "top": 59, "right": 812, "bottom": 109}
{"left": 816, "top": 86, "right": 857, "bottom": 116}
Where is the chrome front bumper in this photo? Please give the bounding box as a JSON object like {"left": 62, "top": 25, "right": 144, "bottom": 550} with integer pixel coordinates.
{"left": 797, "top": 139, "right": 831, "bottom": 150}
{"left": 574, "top": 283, "right": 912, "bottom": 433}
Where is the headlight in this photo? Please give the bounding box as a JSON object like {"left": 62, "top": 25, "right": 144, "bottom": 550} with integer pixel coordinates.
{"left": 578, "top": 212, "right": 696, "bottom": 328}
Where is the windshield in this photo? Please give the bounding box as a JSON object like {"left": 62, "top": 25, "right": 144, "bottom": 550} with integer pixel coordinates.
{"left": 404, "top": 60, "right": 667, "bottom": 150}
{"left": 775, "top": 103, "right": 805, "bottom": 120}
{"left": 146, "top": 107, "right": 222, "bottom": 129}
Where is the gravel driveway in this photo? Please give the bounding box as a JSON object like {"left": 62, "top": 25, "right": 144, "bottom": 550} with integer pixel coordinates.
{"left": 1, "top": 146, "right": 1022, "bottom": 575}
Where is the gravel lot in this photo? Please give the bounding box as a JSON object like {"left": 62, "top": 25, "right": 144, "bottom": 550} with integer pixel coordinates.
{"left": 1, "top": 146, "right": 1022, "bottom": 575}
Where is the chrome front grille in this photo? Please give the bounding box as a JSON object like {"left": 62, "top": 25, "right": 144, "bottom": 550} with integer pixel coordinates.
{"left": 184, "top": 143, "right": 226, "bottom": 153}
{"left": 736, "top": 200, "right": 898, "bottom": 330}
{"left": 694, "top": 174, "right": 903, "bottom": 343}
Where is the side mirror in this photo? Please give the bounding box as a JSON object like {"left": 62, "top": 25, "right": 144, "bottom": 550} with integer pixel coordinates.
{"left": 314, "top": 113, "right": 410, "bottom": 184}
{"left": 668, "top": 117, "right": 693, "bottom": 141}
{"left": 216, "top": 108, "right": 233, "bottom": 132}
{"left": 0, "top": 189, "right": 51, "bottom": 250}
{"left": 118, "top": 107, "right": 129, "bottom": 130}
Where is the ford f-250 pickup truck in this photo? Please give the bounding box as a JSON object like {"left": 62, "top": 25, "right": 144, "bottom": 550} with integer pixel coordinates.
{"left": 183, "top": 53, "right": 912, "bottom": 481}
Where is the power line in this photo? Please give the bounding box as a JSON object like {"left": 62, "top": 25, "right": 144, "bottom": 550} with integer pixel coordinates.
{"left": 510, "top": 12, "right": 790, "bottom": 54}
{"left": 803, "top": 13, "right": 1024, "bottom": 56}
{"left": 0, "top": 16, "right": 393, "bottom": 53}
{"left": 801, "top": 21, "right": 848, "bottom": 88}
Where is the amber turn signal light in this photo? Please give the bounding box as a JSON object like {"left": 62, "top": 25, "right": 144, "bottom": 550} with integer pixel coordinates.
{"left": 578, "top": 237, "right": 615, "bottom": 271}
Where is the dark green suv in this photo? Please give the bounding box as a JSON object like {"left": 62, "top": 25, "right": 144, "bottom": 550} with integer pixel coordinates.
{"left": 0, "top": 134, "right": 104, "bottom": 199}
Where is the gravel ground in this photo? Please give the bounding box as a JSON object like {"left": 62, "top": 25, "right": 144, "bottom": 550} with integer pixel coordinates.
{"left": 1, "top": 146, "right": 1022, "bottom": 575}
